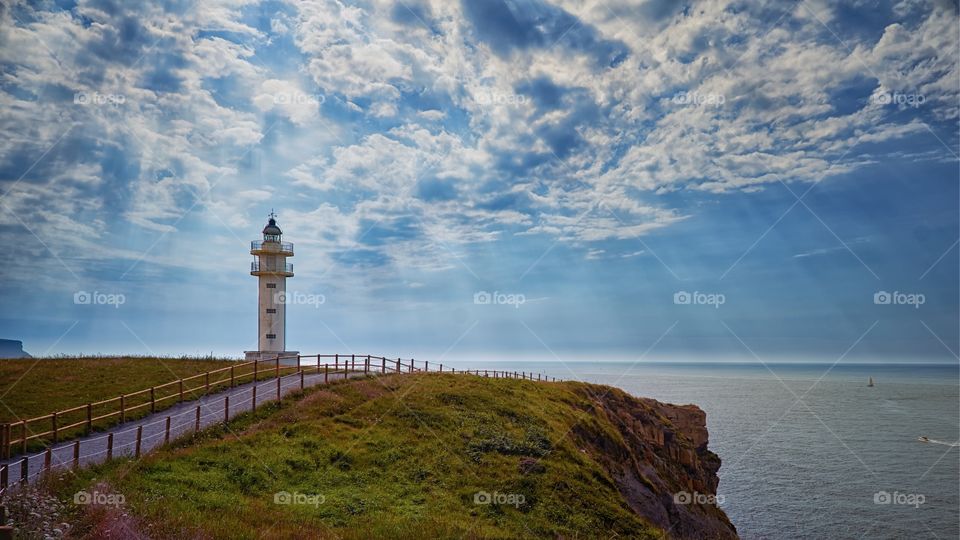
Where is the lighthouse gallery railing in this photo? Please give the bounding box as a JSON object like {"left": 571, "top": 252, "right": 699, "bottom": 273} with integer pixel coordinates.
{"left": 250, "top": 261, "right": 293, "bottom": 273}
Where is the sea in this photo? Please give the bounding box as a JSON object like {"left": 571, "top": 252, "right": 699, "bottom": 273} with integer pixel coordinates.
{"left": 450, "top": 361, "right": 959, "bottom": 540}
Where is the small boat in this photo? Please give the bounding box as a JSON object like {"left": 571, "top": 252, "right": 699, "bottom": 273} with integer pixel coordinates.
{"left": 918, "top": 436, "right": 930, "bottom": 443}
{"left": 867, "top": 377, "right": 874, "bottom": 387}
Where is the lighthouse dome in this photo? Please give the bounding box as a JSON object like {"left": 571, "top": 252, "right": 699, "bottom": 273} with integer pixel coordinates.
{"left": 262, "top": 217, "right": 282, "bottom": 236}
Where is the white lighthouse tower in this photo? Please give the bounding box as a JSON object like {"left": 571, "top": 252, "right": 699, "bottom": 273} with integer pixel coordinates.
{"left": 245, "top": 212, "right": 298, "bottom": 362}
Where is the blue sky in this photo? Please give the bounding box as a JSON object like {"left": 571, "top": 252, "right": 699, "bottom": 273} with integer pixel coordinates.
{"left": 0, "top": 0, "right": 957, "bottom": 363}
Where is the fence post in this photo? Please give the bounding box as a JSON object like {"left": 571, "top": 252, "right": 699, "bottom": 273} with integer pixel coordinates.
{"left": 150, "top": 387, "right": 156, "bottom": 413}
{"left": 275, "top": 355, "right": 280, "bottom": 380}
{"left": 19, "top": 456, "right": 27, "bottom": 484}
{"left": 324, "top": 364, "right": 329, "bottom": 384}
{"left": 52, "top": 412, "right": 58, "bottom": 444}
{"left": 106, "top": 433, "right": 114, "bottom": 460}
{"left": 439, "top": 364, "right": 443, "bottom": 373}
{"left": 334, "top": 354, "right": 339, "bottom": 370}
{"left": 252, "top": 385, "right": 257, "bottom": 412}
{"left": 224, "top": 395, "right": 230, "bottom": 423}
{"left": 44, "top": 448, "right": 51, "bottom": 472}
{"left": 20, "top": 423, "right": 26, "bottom": 455}
{"left": 317, "top": 357, "right": 321, "bottom": 374}
{"left": 382, "top": 357, "right": 386, "bottom": 374}
{"left": 366, "top": 355, "right": 370, "bottom": 374}
{"left": 351, "top": 354, "right": 355, "bottom": 371}
{"left": 254, "top": 357, "right": 259, "bottom": 382}
{"left": 300, "top": 370, "right": 305, "bottom": 390}
{"left": 276, "top": 376, "right": 281, "bottom": 399}
{"left": 135, "top": 426, "right": 143, "bottom": 457}
{"left": 297, "top": 354, "right": 301, "bottom": 373}
{"left": 164, "top": 417, "right": 171, "bottom": 444}
{"left": 425, "top": 361, "right": 429, "bottom": 372}
{"left": 195, "top": 406, "right": 201, "bottom": 432}
{"left": 73, "top": 440, "right": 80, "bottom": 469}
{"left": 396, "top": 358, "right": 400, "bottom": 372}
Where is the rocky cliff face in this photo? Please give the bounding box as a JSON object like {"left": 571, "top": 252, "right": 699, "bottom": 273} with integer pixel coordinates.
{"left": 569, "top": 384, "right": 738, "bottom": 539}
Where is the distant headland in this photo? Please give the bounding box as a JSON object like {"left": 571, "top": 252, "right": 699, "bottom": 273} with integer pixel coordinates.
{"left": 0, "top": 339, "right": 30, "bottom": 359}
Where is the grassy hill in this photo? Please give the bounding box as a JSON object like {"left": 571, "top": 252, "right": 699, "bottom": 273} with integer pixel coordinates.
{"left": 0, "top": 356, "right": 236, "bottom": 424}
{"left": 28, "top": 373, "right": 735, "bottom": 539}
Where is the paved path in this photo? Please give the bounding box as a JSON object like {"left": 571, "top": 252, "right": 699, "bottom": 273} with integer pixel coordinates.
{"left": 0, "top": 366, "right": 380, "bottom": 488}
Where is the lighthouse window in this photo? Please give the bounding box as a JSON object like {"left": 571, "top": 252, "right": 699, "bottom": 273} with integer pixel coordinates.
{"left": 266, "top": 333, "right": 276, "bottom": 339}
{"left": 266, "top": 308, "right": 276, "bottom": 313}
{"left": 266, "top": 283, "right": 276, "bottom": 289}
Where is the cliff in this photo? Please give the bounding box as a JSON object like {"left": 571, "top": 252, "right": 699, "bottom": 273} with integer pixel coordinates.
{"left": 569, "top": 385, "right": 737, "bottom": 539}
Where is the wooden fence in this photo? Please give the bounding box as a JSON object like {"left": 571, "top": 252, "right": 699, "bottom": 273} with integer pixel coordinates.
{"left": 0, "top": 354, "right": 556, "bottom": 475}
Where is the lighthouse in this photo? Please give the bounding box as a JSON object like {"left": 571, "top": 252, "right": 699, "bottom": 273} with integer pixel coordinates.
{"left": 245, "top": 212, "right": 299, "bottom": 362}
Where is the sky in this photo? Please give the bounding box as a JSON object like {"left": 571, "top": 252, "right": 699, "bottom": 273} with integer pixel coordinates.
{"left": 0, "top": 0, "right": 957, "bottom": 363}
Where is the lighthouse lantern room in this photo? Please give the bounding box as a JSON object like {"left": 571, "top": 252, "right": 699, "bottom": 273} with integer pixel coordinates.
{"left": 245, "top": 212, "right": 299, "bottom": 362}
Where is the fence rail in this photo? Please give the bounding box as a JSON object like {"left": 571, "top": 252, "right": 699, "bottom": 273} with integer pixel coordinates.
{"left": 0, "top": 354, "right": 557, "bottom": 496}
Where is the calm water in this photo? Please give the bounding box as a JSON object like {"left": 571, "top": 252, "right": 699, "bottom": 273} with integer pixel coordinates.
{"left": 455, "top": 361, "right": 959, "bottom": 540}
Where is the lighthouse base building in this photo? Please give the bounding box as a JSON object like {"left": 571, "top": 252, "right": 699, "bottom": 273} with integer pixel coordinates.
{"left": 244, "top": 214, "right": 299, "bottom": 364}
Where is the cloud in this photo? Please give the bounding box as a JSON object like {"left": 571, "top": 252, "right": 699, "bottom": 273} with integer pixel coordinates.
{"left": 0, "top": 0, "right": 955, "bottom": 283}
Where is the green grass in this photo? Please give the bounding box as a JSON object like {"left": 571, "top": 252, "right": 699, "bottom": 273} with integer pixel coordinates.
{"left": 0, "top": 357, "right": 237, "bottom": 448}
{"left": 45, "top": 374, "right": 671, "bottom": 539}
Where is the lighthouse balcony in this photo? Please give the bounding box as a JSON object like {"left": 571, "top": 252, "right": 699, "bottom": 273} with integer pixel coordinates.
{"left": 250, "top": 261, "right": 294, "bottom": 276}
{"left": 250, "top": 240, "right": 294, "bottom": 256}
